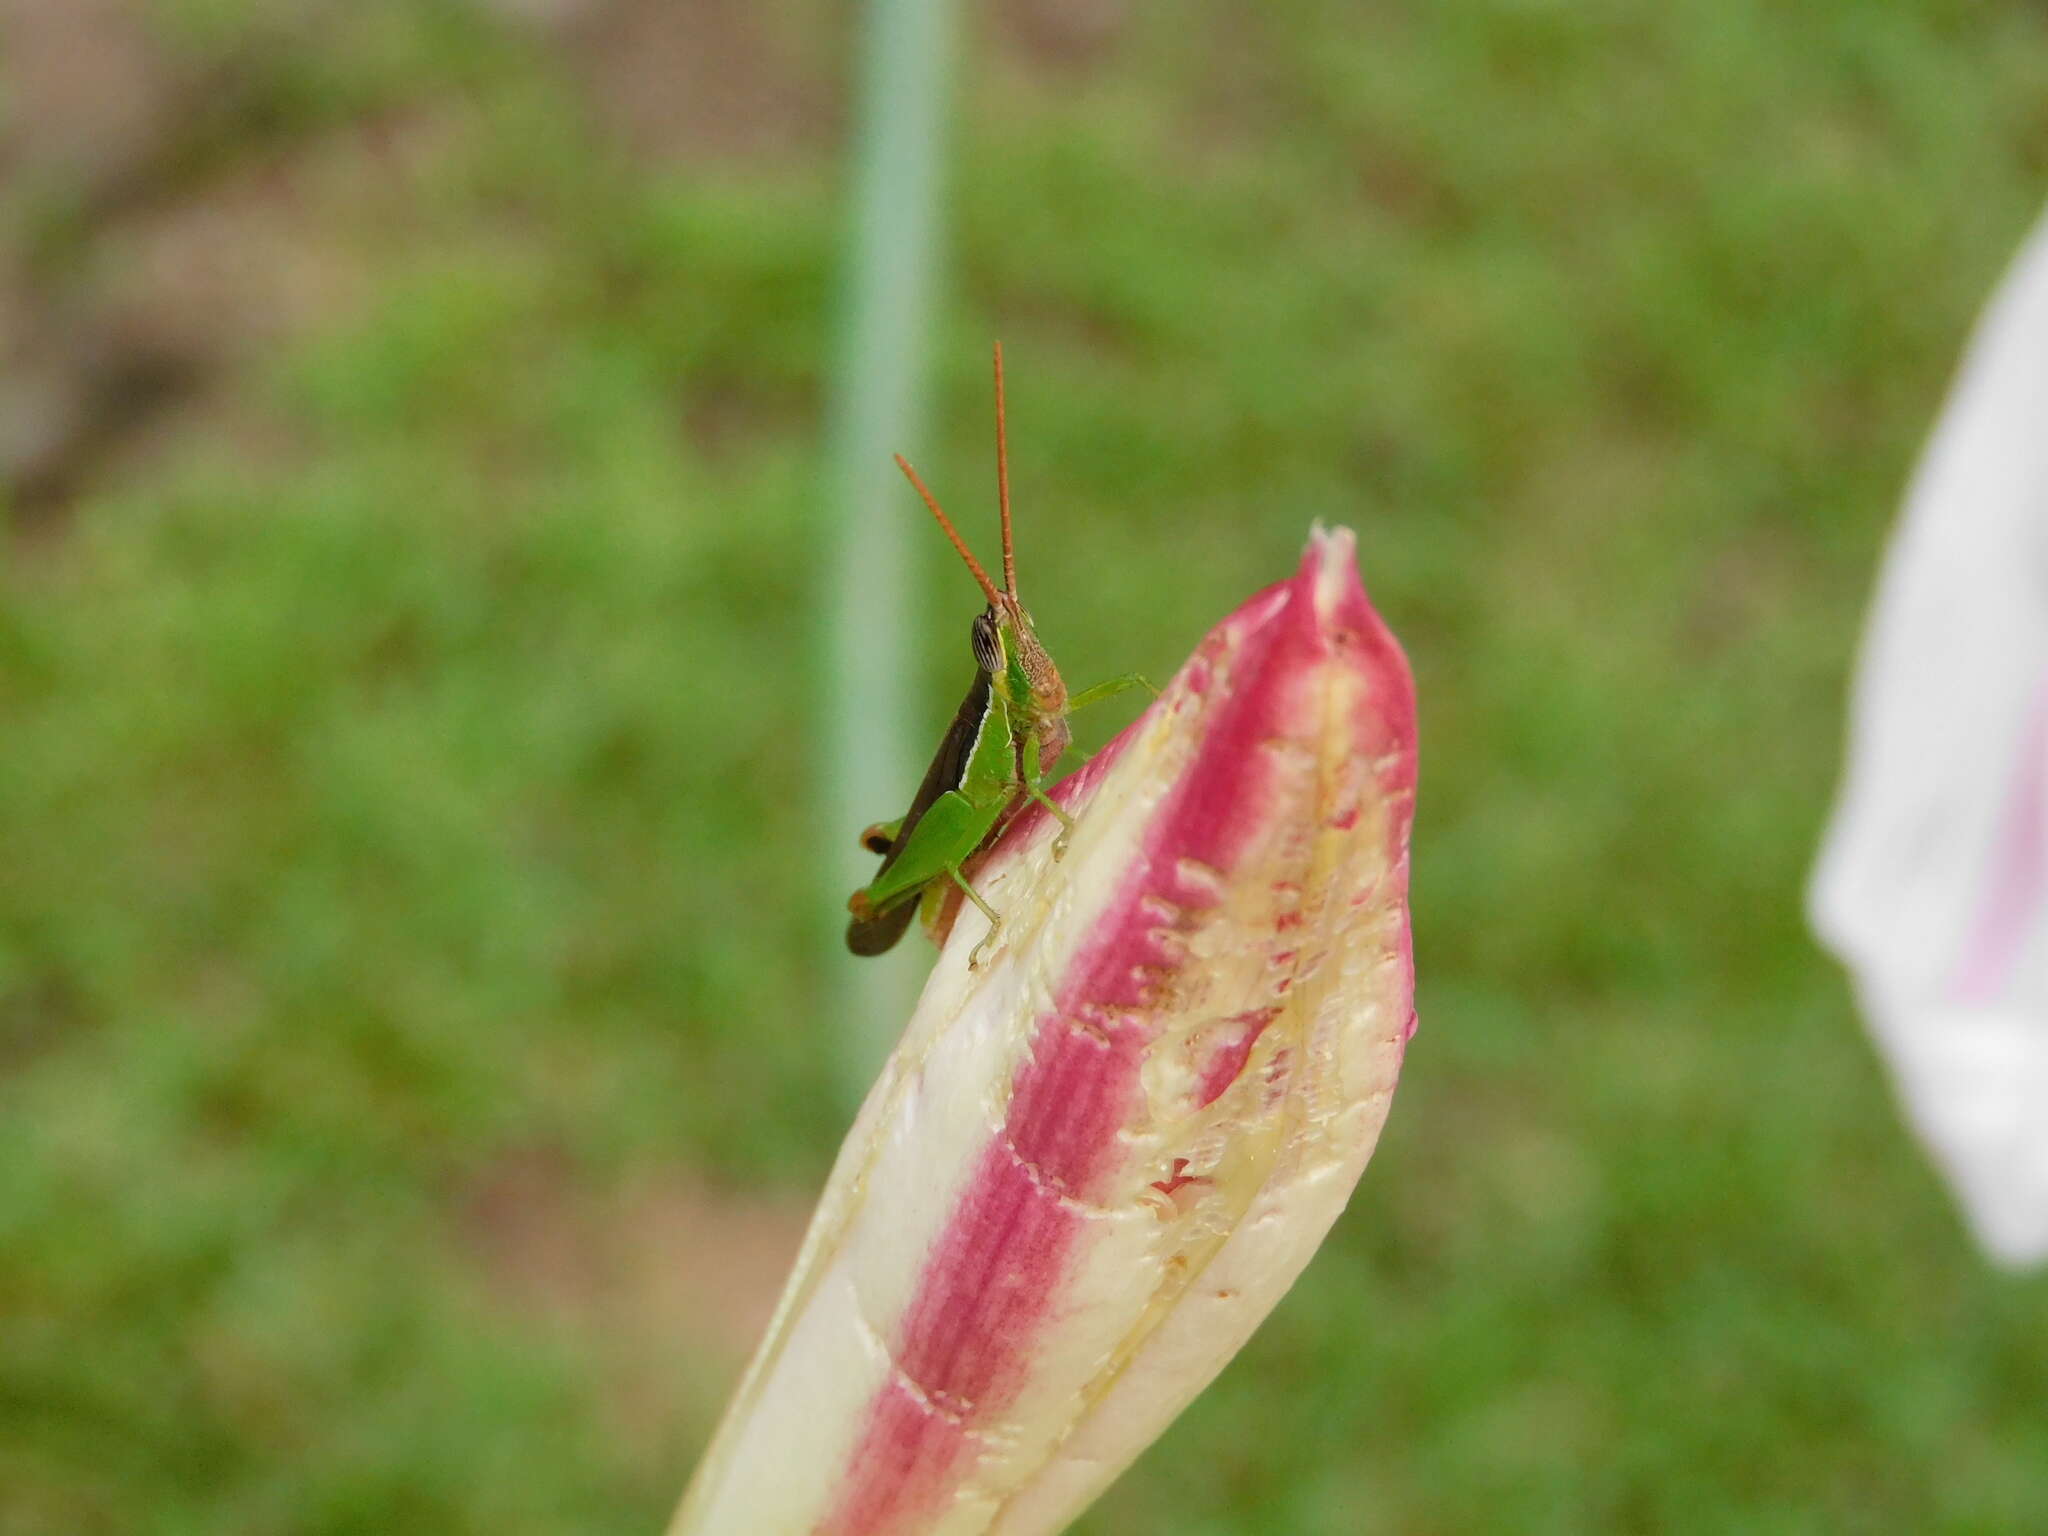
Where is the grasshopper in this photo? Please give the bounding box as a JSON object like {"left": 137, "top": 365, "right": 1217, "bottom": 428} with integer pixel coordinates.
{"left": 846, "top": 345, "right": 1136, "bottom": 963}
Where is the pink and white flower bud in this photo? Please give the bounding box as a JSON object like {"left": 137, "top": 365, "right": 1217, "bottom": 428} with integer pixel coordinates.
{"left": 673, "top": 526, "right": 1418, "bottom": 1535}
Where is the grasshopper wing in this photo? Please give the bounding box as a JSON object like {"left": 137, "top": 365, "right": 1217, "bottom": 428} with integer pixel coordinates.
{"left": 846, "top": 669, "right": 991, "bottom": 955}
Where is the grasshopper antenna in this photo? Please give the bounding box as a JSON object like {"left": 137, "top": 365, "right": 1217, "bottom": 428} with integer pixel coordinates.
{"left": 993, "top": 341, "right": 1017, "bottom": 599}
{"left": 895, "top": 454, "right": 1002, "bottom": 608}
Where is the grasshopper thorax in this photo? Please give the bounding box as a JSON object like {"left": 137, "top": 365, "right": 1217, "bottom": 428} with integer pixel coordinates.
{"left": 989, "top": 594, "right": 1070, "bottom": 770}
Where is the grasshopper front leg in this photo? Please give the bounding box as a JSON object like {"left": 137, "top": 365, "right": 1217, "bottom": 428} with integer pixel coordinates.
{"left": 1022, "top": 781, "right": 1077, "bottom": 858}
{"left": 947, "top": 865, "right": 1005, "bottom": 969}
{"left": 1015, "top": 675, "right": 1153, "bottom": 860}
{"left": 1066, "top": 671, "right": 1156, "bottom": 712}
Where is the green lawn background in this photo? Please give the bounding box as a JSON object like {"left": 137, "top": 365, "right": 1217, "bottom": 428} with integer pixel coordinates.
{"left": 4, "top": 2, "right": 2047, "bottom": 1532}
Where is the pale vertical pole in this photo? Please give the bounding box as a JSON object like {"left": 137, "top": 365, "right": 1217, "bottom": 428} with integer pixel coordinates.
{"left": 821, "top": 0, "right": 956, "bottom": 1098}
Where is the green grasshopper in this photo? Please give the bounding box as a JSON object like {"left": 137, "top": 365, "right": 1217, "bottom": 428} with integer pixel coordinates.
{"left": 846, "top": 345, "right": 1136, "bottom": 963}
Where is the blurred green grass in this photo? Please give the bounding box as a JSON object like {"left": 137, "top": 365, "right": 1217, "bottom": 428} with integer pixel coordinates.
{"left": 4, "top": 2, "right": 2048, "bottom": 1532}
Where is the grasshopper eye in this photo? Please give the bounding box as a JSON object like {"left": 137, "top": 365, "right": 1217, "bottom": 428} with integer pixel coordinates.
{"left": 971, "top": 611, "right": 1004, "bottom": 674}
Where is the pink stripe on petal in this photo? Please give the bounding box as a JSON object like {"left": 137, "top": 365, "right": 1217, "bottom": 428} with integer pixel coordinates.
{"left": 818, "top": 1146, "right": 1083, "bottom": 1535}
{"left": 1953, "top": 673, "right": 2048, "bottom": 1005}
{"left": 1193, "top": 1007, "right": 1282, "bottom": 1108}
{"left": 822, "top": 1016, "right": 1155, "bottom": 1535}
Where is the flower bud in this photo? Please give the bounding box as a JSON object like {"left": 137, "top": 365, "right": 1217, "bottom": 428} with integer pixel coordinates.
{"left": 674, "top": 526, "right": 1418, "bottom": 1535}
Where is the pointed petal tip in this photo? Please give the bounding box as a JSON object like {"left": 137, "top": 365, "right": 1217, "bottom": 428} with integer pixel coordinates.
{"left": 1304, "top": 518, "right": 1358, "bottom": 566}
{"left": 1297, "top": 522, "right": 1390, "bottom": 634}
{"left": 1298, "top": 522, "right": 1357, "bottom": 626}
{"left": 1291, "top": 521, "right": 1416, "bottom": 758}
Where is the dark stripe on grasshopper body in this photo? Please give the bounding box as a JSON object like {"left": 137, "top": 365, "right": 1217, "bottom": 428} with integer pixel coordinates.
{"left": 845, "top": 642, "right": 996, "bottom": 956}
